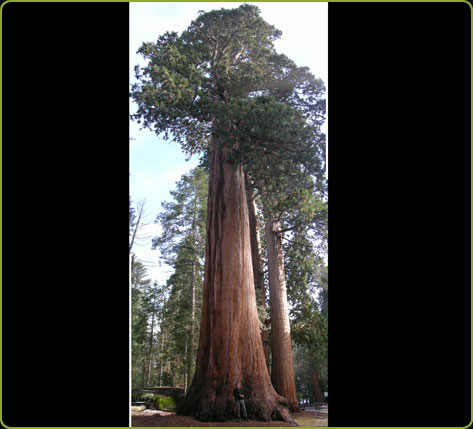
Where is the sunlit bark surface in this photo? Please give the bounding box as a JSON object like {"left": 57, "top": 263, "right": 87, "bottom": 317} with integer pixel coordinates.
{"left": 265, "top": 216, "right": 299, "bottom": 412}
{"left": 246, "top": 179, "right": 270, "bottom": 372}
{"left": 178, "top": 134, "right": 295, "bottom": 424}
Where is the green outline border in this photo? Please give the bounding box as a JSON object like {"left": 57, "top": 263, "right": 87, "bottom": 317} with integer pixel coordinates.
{"left": 1, "top": 0, "right": 471, "bottom": 428}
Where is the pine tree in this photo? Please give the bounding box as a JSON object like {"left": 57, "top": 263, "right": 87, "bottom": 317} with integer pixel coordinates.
{"left": 285, "top": 227, "right": 328, "bottom": 403}
{"left": 131, "top": 260, "right": 152, "bottom": 388}
{"left": 153, "top": 167, "right": 208, "bottom": 392}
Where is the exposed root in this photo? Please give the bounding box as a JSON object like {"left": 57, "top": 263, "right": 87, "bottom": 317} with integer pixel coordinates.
{"left": 277, "top": 396, "right": 288, "bottom": 406}
{"left": 178, "top": 397, "right": 298, "bottom": 426}
{"left": 273, "top": 405, "right": 298, "bottom": 426}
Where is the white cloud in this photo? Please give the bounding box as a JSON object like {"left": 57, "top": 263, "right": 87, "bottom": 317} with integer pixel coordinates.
{"left": 155, "top": 164, "right": 190, "bottom": 189}
{"left": 133, "top": 168, "right": 158, "bottom": 193}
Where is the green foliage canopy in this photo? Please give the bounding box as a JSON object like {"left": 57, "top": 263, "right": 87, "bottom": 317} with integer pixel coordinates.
{"left": 131, "top": 4, "right": 325, "bottom": 171}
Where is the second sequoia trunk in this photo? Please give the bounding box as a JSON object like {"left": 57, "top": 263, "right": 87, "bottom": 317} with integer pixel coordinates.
{"left": 246, "top": 177, "right": 270, "bottom": 372}
{"left": 177, "top": 135, "right": 294, "bottom": 423}
{"left": 265, "top": 215, "right": 299, "bottom": 412}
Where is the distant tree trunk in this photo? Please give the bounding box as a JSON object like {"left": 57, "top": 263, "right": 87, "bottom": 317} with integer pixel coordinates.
{"left": 169, "top": 360, "right": 173, "bottom": 386}
{"left": 146, "top": 313, "right": 155, "bottom": 387}
{"left": 131, "top": 254, "right": 135, "bottom": 283}
{"left": 130, "top": 200, "right": 146, "bottom": 254}
{"left": 177, "top": 131, "right": 294, "bottom": 423}
{"left": 246, "top": 175, "right": 270, "bottom": 372}
{"left": 141, "top": 357, "right": 147, "bottom": 388}
{"left": 184, "top": 341, "right": 189, "bottom": 392}
{"left": 186, "top": 196, "right": 198, "bottom": 393}
{"left": 185, "top": 259, "right": 196, "bottom": 393}
{"left": 265, "top": 213, "right": 299, "bottom": 413}
{"left": 159, "top": 327, "right": 164, "bottom": 387}
{"left": 310, "top": 368, "right": 324, "bottom": 403}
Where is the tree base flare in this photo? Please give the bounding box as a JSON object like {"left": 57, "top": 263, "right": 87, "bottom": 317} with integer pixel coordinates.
{"left": 177, "top": 397, "right": 298, "bottom": 426}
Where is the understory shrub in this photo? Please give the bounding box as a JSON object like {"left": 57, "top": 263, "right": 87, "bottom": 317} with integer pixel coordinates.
{"left": 150, "top": 395, "right": 176, "bottom": 410}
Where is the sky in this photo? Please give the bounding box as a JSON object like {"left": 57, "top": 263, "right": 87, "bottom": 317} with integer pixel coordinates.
{"left": 129, "top": 2, "right": 328, "bottom": 286}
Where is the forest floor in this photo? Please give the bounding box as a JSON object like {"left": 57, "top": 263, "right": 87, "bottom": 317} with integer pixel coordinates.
{"left": 131, "top": 408, "right": 328, "bottom": 427}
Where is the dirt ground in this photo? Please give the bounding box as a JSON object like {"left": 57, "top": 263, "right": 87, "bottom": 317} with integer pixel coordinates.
{"left": 131, "top": 410, "right": 328, "bottom": 427}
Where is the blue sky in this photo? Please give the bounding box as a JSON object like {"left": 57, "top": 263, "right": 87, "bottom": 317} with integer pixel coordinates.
{"left": 130, "top": 2, "right": 328, "bottom": 285}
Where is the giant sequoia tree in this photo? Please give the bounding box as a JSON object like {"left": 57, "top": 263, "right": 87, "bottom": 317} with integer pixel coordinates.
{"left": 132, "top": 5, "right": 324, "bottom": 422}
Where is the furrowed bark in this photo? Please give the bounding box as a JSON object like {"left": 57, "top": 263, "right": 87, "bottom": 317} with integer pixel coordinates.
{"left": 246, "top": 175, "right": 270, "bottom": 372}
{"left": 265, "top": 213, "right": 299, "bottom": 413}
{"left": 177, "top": 131, "right": 296, "bottom": 425}
{"left": 310, "top": 368, "right": 324, "bottom": 403}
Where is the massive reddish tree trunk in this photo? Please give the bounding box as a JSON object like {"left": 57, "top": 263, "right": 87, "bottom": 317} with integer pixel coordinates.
{"left": 246, "top": 176, "right": 270, "bottom": 372}
{"left": 265, "top": 214, "right": 299, "bottom": 412}
{"left": 177, "top": 135, "right": 295, "bottom": 424}
{"left": 310, "top": 368, "right": 324, "bottom": 403}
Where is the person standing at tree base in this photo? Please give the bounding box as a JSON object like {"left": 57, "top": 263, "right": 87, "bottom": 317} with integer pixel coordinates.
{"left": 233, "top": 383, "right": 249, "bottom": 422}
